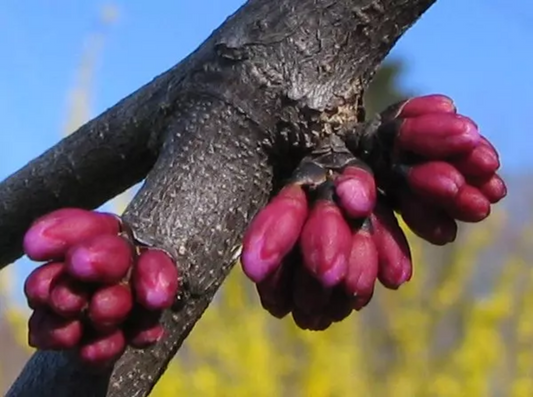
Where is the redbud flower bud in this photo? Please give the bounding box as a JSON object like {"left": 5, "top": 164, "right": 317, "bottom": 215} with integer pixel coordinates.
{"left": 448, "top": 185, "right": 491, "bottom": 222}
{"left": 352, "top": 292, "right": 374, "bottom": 311}
{"left": 23, "top": 208, "right": 120, "bottom": 261}
{"left": 397, "top": 94, "right": 456, "bottom": 118}
{"left": 399, "top": 191, "right": 457, "bottom": 245}
{"left": 325, "top": 286, "right": 353, "bottom": 322}
{"left": 88, "top": 284, "right": 133, "bottom": 332}
{"left": 132, "top": 249, "right": 179, "bottom": 311}
{"left": 79, "top": 329, "right": 126, "bottom": 367}
{"left": 451, "top": 139, "right": 500, "bottom": 178}
{"left": 470, "top": 174, "right": 507, "bottom": 204}
{"left": 343, "top": 225, "right": 378, "bottom": 307}
{"left": 49, "top": 275, "right": 89, "bottom": 318}
{"left": 66, "top": 234, "right": 133, "bottom": 284}
{"left": 28, "top": 309, "right": 82, "bottom": 350}
{"left": 124, "top": 306, "right": 165, "bottom": 348}
{"left": 292, "top": 265, "right": 332, "bottom": 314}
{"left": 291, "top": 309, "right": 332, "bottom": 331}
{"left": 241, "top": 184, "right": 308, "bottom": 283}
{"left": 397, "top": 113, "right": 480, "bottom": 158}
{"left": 255, "top": 258, "right": 294, "bottom": 319}
{"left": 406, "top": 162, "right": 465, "bottom": 205}
{"left": 129, "top": 324, "right": 165, "bottom": 349}
{"left": 371, "top": 203, "right": 412, "bottom": 290}
{"left": 24, "top": 261, "right": 64, "bottom": 309}
{"left": 334, "top": 166, "right": 376, "bottom": 219}
{"left": 300, "top": 200, "right": 352, "bottom": 287}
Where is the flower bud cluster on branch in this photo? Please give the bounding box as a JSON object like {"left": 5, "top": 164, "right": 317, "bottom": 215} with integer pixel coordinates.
{"left": 240, "top": 94, "right": 506, "bottom": 330}
{"left": 23, "top": 208, "right": 179, "bottom": 367}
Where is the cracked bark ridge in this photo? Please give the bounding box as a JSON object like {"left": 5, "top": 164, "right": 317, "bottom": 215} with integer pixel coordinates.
{"left": 6, "top": 0, "right": 437, "bottom": 396}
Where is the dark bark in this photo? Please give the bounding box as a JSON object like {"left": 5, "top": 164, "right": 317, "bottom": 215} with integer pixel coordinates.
{"left": 5, "top": 0, "right": 437, "bottom": 396}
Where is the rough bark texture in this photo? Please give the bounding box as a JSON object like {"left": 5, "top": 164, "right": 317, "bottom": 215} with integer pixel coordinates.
{"left": 5, "top": 0, "right": 437, "bottom": 396}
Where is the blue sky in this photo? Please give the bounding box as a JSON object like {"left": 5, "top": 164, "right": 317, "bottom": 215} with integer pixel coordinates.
{"left": 0, "top": 0, "right": 532, "bottom": 302}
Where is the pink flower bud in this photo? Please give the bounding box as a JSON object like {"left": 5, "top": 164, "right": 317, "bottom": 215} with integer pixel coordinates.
{"left": 255, "top": 258, "right": 294, "bottom": 319}
{"left": 447, "top": 185, "right": 491, "bottom": 222}
{"left": 241, "top": 185, "right": 308, "bottom": 283}
{"left": 399, "top": 191, "right": 457, "bottom": 245}
{"left": 128, "top": 324, "right": 165, "bottom": 349}
{"left": 66, "top": 235, "right": 133, "bottom": 284}
{"left": 479, "top": 136, "right": 499, "bottom": 160}
{"left": 291, "top": 309, "right": 332, "bottom": 331}
{"left": 124, "top": 306, "right": 165, "bottom": 348}
{"left": 24, "top": 262, "right": 64, "bottom": 309}
{"left": 397, "top": 113, "right": 480, "bottom": 158}
{"left": 407, "top": 162, "right": 465, "bottom": 205}
{"left": 451, "top": 139, "right": 500, "bottom": 178}
{"left": 343, "top": 226, "right": 378, "bottom": 304}
{"left": 292, "top": 265, "right": 331, "bottom": 314}
{"left": 397, "top": 94, "right": 456, "bottom": 118}
{"left": 334, "top": 166, "right": 376, "bottom": 219}
{"left": 300, "top": 200, "right": 351, "bottom": 287}
{"left": 352, "top": 293, "right": 374, "bottom": 311}
{"left": 132, "top": 249, "right": 179, "bottom": 311}
{"left": 49, "top": 275, "right": 89, "bottom": 318}
{"left": 23, "top": 208, "right": 120, "bottom": 261}
{"left": 325, "top": 286, "right": 353, "bottom": 322}
{"left": 79, "top": 329, "right": 126, "bottom": 367}
{"left": 470, "top": 174, "right": 507, "bottom": 204}
{"left": 88, "top": 284, "right": 133, "bottom": 332}
{"left": 371, "top": 204, "right": 412, "bottom": 290}
{"left": 28, "top": 309, "right": 82, "bottom": 350}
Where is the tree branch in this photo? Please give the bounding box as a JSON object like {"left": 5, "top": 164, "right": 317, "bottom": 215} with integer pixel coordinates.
{"left": 6, "top": 0, "right": 437, "bottom": 396}
{"left": 0, "top": 58, "right": 172, "bottom": 267}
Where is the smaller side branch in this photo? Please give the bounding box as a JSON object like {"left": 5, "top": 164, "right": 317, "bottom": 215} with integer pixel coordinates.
{"left": 0, "top": 73, "right": 177, "bottom": 267}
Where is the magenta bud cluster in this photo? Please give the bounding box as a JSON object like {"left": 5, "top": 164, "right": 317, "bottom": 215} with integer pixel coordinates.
{"left": 240, "top": 93, "right": 507, "bottom": 331}
{"left": 241, "top": 167, "right": 412, "bottom": 330}
{"left": 22, "top": 208, "right": 179, "bottom": 367}
{"left": 389, "top": 94, "right": 506, "bottom": 243}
